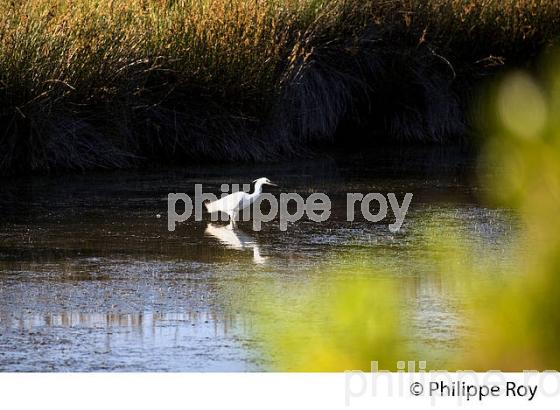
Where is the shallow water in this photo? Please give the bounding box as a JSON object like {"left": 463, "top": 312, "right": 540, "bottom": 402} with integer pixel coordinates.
{"left": 0, "top": 149, "right": 515, "bottom": 371}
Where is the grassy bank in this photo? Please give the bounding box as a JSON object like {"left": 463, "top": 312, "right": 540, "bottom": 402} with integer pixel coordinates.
{"left": 1, "top": 0, "right": 559, "bottom": 174}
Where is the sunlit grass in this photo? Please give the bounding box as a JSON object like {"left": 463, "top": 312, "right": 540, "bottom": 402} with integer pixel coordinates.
{"left": 3, "top": 0, "right": 555, "bottom": 101}
{"left": 1, "top": 0, "right": 559, "bottom": 172}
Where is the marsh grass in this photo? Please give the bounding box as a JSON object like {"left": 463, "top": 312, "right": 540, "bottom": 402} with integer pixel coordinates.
{"left": 1, "top": 0, "right": 559, "bottom": 173}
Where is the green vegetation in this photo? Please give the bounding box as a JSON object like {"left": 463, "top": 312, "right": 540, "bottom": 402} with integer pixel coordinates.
{"left": 1, "top": 0, "right": 559, "bottom": 173}
{"left": 253, "top": 274, "right": 408, "bottom": 371}
{"left": 249, "top": 55, "right": 560, "bottom": 371}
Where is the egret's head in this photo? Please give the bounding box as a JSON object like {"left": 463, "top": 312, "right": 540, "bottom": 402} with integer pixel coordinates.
{"left": 253, "top": 177, "right": 277, "bottom": 186}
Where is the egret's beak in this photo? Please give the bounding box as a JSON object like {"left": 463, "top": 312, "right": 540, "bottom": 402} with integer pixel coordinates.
{"left": 266, "top": 181, "right": 278, "bottom": 187}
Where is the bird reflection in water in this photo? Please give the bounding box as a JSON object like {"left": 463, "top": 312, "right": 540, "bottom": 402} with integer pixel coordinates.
{"left": 204, "top": 223, "right": 267, "bottom": 264}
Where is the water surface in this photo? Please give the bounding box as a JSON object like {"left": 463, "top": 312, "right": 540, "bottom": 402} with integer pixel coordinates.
{"left": 0, "top": 149, "right": 515, "bottom": 371}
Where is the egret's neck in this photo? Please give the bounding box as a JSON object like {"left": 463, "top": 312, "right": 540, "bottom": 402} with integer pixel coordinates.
{"left": 252, "top": 181, "right": 264, "bottom": 196}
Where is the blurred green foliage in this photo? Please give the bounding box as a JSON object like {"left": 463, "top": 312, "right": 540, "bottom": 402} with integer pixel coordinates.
{"left": 254, "top": 276, "right": 409, "bottom": 371}
{"left": 463, "top": 55, "right": 560, "bottom": 370}
{"left": 252, "top": 54, "right": 560, "bottom": 371}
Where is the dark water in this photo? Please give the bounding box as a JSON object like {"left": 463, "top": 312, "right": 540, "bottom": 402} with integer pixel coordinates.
{"left": 0, "top": 149, "right": 515, "bottom": 371}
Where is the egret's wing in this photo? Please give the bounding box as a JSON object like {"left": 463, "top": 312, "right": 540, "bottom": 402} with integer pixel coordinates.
{"left": 204, "top": 197, "right": 222, "bottom": 214}
{"left": 224, "top": 192, "right": 249, "bottom": 211}
{"left": 205, "top": 192, "right": 247, "bottom": 214}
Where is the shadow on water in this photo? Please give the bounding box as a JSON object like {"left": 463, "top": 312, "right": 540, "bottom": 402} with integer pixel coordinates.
{"left": 0, "top": 149, "right": 515, "bottom": 371}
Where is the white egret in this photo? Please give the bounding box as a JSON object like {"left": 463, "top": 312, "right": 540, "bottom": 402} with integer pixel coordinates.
{"left": 204, "top": 177, "right": 276, "bottom": 227}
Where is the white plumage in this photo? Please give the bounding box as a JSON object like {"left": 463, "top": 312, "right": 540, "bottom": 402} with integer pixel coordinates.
{"left": 204, "top": 177, "right": 276, "bottom": 227}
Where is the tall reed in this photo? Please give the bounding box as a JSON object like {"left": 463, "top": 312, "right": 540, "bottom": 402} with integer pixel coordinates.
{"left": 0, "top": 0, "right": 558, "bottom": 173}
